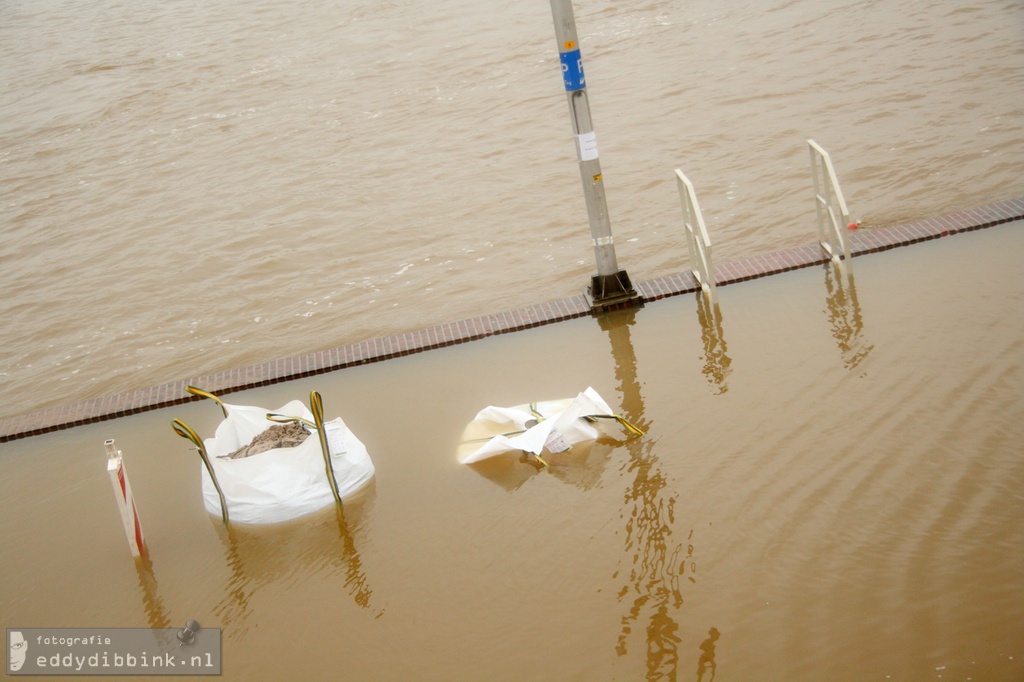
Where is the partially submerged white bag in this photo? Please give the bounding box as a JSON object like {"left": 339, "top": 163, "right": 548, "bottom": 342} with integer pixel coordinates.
{"left": 173, "top": 387, "right": 374, "bottom": 525}
{"left": 458, "top": 387, "right": 643, "bottom": 466}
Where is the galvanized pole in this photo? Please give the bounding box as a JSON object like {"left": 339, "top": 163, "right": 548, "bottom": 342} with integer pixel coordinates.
{"left": 549, "top": 0, "right": 641, "bottom": 311}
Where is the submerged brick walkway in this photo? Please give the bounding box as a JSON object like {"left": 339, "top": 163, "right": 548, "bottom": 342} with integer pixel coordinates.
{"left": 2, "top": 197, "right": 1022, "bottom": 442}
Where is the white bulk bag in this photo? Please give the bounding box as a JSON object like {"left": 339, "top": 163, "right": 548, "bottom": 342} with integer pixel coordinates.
{"left": 459, "top": 387, "right": 641, "bottom": 464}
{"left": 195, "top": 399, "right": 374, "bottom": 524}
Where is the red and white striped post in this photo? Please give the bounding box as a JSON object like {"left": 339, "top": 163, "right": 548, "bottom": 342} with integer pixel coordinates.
{"left": 105, "top": 439, "right": 147, "bottom": 557}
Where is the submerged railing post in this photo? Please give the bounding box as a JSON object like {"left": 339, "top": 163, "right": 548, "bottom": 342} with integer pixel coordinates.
{"left": 808, "top": 139, "right": 853, "bottom": 268}
{"left": 674, "top": 170, "right": 717, "bottom": 304}
{"left": 548, "top": 0, "right": 641, "bottom": 312}
{"left": 105, "top": 439, "right": 146, "bottom": 557}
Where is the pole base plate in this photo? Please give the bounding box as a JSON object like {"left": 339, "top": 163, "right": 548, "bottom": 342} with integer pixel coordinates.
{"left": 584, "top": 270, "right": 644, "bottom": 313}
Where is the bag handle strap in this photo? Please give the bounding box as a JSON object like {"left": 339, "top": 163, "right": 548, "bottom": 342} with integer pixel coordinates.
{"left": 186, "top": 385, "right": 228, "bottom": 417}
{"left": 309, "top": 391, "right": 342, "bottom": 506}
{"left": 171, "top": 418, "right": 229, "bottom": 523}
{"left": 265, "top": 413, "right": 316, "bottom": 429}
{"left": 531, "top": 402, "right": 643, "bottom": 437}
{"left": 581, "top": 414, "right": 645, "bottom": 437}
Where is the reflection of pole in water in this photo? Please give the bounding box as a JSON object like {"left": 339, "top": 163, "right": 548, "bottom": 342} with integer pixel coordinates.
{"left": 614, "top": 439, "right": 699, "bottom": 679}
{"left": 600, "top": 311, "right": 697, "bottom": 679}
{"left": 822, "top": 263, "right": 873, "bottom": 371}
{"left": 695, "top": 293, "right": 731, "bottom": 394}
{"left": 134, "top": 553, "right": 172, "bottom": 631}
{"left": 598, "top": 311, "right": 644, "bottom": 416}
{"left": 696, "top": 627, "right": 720, "bottom": 682}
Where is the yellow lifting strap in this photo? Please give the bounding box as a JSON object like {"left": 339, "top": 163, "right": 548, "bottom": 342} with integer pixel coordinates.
{"left": 186, "top": 385, "right": 228, "bottom": 417}
{"left": 530, "top": 402, "right": 643, "bottom": 437}
{"left": 309, "top": 391, "right": 342, "bottom": 506}
{"left": 582, "top": 413, "right": 645, "bottom": 437}
{"left": 171, "top": 418, "right": 229, "bottom": 523}
{"left": 265, "top": 413, "right": 317, "bottom": 429}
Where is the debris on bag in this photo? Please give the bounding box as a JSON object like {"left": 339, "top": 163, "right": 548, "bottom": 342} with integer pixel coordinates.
{"left": 220, "top": 421, "right": 310, "bottom": 459}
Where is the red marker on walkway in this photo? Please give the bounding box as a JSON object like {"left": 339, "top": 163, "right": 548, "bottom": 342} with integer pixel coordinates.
{"left": 106, "top": 439, "right": 146, "bottom": 557}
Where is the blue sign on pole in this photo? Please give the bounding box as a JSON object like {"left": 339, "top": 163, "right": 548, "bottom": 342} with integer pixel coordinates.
{"left": 559, "top": 48, "right": 586, "bottom": 91}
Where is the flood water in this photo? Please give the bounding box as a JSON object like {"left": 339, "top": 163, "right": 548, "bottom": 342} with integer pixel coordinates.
{"left": 1, "top": 0, "right": 1023, "bottom": 418}
{"left": 2, "top": 0, "right": 1024, "bottom": 679}
{"left": 2, "top": 223, "right": 1022, "bottom": 680}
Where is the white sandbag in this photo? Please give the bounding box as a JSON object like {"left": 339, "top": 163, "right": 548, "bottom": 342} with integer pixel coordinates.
{"left": 459, "top": 387, "right": 632, "bottom": 464}
{"left": 201, "top": 399, "right": 374, "bottom": 524}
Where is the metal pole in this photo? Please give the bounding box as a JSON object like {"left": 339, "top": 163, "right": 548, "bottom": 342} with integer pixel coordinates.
{"left": 549, "top": 0, "right": 641, "bottom": 311}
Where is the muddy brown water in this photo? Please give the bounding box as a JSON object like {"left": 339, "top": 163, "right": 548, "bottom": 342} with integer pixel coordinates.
{"left": 2, "top": 223, "right": 1022, "bottom": 680}
{"left": 3, "top": 0, "right": 1023, "bottom": 678}
{"left": 2, "top": 0, "right": 1023, "bottom": 419}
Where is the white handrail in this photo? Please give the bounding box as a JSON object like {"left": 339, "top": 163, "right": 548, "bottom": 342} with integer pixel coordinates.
{"left": 808, "top": 139, "right": 852, "bottom": 268}
{"left": 675, "top": 169, "right": 717, "bottom": 303}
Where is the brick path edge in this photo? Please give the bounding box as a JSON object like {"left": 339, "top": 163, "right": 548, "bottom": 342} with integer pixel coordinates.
{"left": 2, "top": 196, "right": 1022, "bottom": 442}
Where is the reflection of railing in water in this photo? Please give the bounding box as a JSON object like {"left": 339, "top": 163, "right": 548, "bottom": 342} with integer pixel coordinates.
{"left": 696, "top": 627, "right": 720, "bottom": 682}
{"left": 823, "top": 264, "right": 873, "bottom": 371}
{"left": 695, "top": 293, "right": 732, "bottom": 395}
{"left": 599, "top": 311, "right": 698, "bottom": 679}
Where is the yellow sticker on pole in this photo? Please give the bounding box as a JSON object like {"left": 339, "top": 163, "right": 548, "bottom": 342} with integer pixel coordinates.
{"left": 564, "top": 40, "right": 576, "bottom": 50}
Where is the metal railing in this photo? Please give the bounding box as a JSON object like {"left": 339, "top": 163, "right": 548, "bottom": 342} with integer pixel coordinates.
{"left": 675, "top": 169, "right": 717, "bottom": 303}
{"left": 808, "top": 139, "right": 852, "bottom": 268}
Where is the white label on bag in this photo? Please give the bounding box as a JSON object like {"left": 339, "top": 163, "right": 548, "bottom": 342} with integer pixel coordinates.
{"left": 324, "top": 422, "right": 347, "bottom": 458}
{"left": 544, "top": 429, "right": 571, "bottom": 453}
